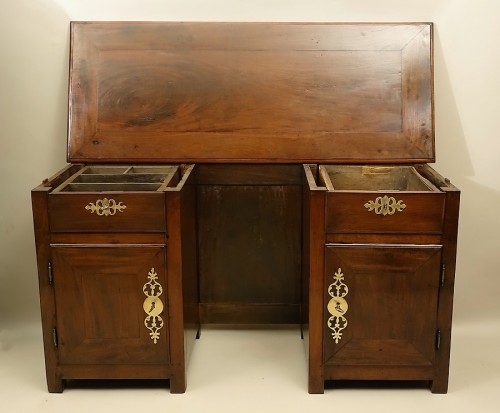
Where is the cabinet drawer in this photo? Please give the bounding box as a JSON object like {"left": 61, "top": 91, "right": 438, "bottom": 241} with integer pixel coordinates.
{"left": 45, "top": 164, "right": 186, "bottom": 233}
{"left": 48, "top": 193, "right": 165, "bottom": 232}
{"left": 325, "top": 191, "right": 445, "bottom": 234}
{"left": 320, "top": 165, "right": 445, "bottom": 234}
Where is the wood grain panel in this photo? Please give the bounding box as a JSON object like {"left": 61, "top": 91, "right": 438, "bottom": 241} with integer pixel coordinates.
{"left": 52, "top": 246, "right": 169, "bottom": 365}
{"left": 48, "top": 193, "right": 165, "bottom": 232}
{"left": 325, "top": 192, "right": 445, "bottom": 234}
{"left": 198, "top": 184, "right": 301, "bottom": 304}
{"left": 323, "top": 244, "right": 441, "bottom": 368}
{"left": 197, "top": 167, "right": 302, "bottom": 322}
{"left": 68, "top": 22, "right": 434, "bottom": 163}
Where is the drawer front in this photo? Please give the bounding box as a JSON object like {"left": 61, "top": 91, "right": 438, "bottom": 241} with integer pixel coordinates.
{"left": 48, "top": 193, "right": 165, "bottom": 232}
{"left": 325, "top": 192, "right": 445, "bottom": 234}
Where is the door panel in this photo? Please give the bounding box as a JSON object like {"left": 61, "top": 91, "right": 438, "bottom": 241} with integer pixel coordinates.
{"left": 324, "top": 244, "right": 441, "bottom": 367}
{"left": 52, "top": 246, "right": 169, "bottom": 365}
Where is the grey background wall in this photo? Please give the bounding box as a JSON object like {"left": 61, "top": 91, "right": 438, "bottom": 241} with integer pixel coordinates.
{"left": 1, "top": 0, "right": 499, "bottom": 338}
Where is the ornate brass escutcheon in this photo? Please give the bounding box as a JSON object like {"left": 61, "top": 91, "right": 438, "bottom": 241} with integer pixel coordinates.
{"left": 327, "top": 268, "right": 349, "bottom": 344}
{"left": 142, "top": 268, "right": 164, "bottom": 344}
{"left": 143, "top": 296, "right": 164, "bottom": 317}
{"left": 85, "top": 198, "right": 127, "bottom": 216}
{"left": 327, "top": 296, "right": 348, "bottom": 318}
{"left": 364, "top": 195, "right": 406, "bottom": 216}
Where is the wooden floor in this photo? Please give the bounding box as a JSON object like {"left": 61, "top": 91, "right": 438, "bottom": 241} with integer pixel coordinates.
{"left": 0, "top": 322, "right": 497, "bottom": 412}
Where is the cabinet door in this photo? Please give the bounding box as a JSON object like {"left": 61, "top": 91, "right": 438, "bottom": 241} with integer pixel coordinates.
{"left": 52, "top": 246, "right": 169, "bottom": 365}
{"left": 324, "top": 244, "right": 441, "bottom": 369}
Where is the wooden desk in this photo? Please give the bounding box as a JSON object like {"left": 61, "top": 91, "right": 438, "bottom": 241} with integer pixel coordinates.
{"left": 32, "top": 22, "right": 459, "bottom": 394}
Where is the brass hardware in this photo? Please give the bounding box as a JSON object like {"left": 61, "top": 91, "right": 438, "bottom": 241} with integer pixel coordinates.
{"left": 327, "top": 268, "right": 349, "bottom": 344}
{"left": 85, "top": 198, "right": 127, "bottom": 216}
{"left": 362, "top": 166, "right": 392, "bottom": 175}
{"left": 143, "top": 268, "right": 164, "bottom": 344}
{"left": 52, "top": 328, "right": 58, "bottom": 349}
{"left": 364, "top": 195, "right": 406, "bottom": 216}
{"left": 436, "top": 330, "right": 441, "bottom": 350}
{"left": 327, "top": 296, "right": 348, "bottom": 318}
{"left": 441, "top": 264, "right": 446, "bottom": 287}
{"left": 48, "top": 262, "right": 53, "bottom": 285}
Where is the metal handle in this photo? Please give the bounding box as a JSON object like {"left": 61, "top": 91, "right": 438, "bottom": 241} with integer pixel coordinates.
{"left": 85, "top": 198, "right": 127, "bottom": 216}
{"left": 364, "top": 195, "right": 406, "bottom": 216}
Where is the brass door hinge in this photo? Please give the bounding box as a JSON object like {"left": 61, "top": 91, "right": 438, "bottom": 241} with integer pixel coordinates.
{"left": 52, "top": 328, "right": 58, "bottom": 349}
{"left": 436, "top": 329, "right": 441, "bottom": 350}
{"left": 48, "top": 262, "right": 53, "bottom": 285}
{"left": 440, "top": 264, "right": 446, "bottom": 287}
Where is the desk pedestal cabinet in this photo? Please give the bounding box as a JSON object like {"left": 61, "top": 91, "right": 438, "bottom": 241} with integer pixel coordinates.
{"left": 303, "top": 164, "right": 459, "bottom": 393}
{"left": 32, "top": 164, "right": 198, "bottom": 393}
{"left": 32, "top": 22, "right": 460, "bottom": 394}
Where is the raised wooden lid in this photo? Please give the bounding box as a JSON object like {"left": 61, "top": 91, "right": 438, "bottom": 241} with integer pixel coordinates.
{"left": 68, "top": 22, "right": 434, "bottom": 163}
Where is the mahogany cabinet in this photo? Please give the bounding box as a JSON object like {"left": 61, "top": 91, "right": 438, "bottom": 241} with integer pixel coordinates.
{"left": 303, "top": 164, "right": 459, "bottom": 393}
{"left": 32, "top": 22, "right": 459, "bottom": 393}
{"left": 32, "top": 164, "right": 198, "bottom": 393}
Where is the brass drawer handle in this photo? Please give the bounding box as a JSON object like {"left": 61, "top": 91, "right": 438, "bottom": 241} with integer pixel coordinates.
{"left": 143, "top": 268, "right": 164, "bottom": 344}
{"left": 85, "top": 198, "right": 127, "bottom": 216}
{"left": 364, "top": 195, "right": 406, "bottom": 216}
{"left": 327, "top": 268, "right": 348, "bottom": 344}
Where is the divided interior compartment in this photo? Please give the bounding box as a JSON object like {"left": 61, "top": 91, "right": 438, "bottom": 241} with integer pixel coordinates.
{"left": 319, "top": 165, "right": 440, "bottom": 192}
{"left": 53, "top": 165, "right": 180, "bottom": 192}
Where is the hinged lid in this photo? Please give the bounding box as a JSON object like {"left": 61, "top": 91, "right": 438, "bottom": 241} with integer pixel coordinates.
{"left": 68, "top": 22, "right": 434, "bottom": 163}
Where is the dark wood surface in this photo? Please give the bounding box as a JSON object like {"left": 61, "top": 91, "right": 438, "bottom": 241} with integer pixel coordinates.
{"left": 196, "top": 165, "right": 302, "bottom": 323}
{"left": 68, "top": 22, "right": 433, "bottom": 164}
{"left": 325, "top": 191, "right": 445, "bottom": 234}
{"left": 32, "top": 186, "right": 62, "bottom": 392}
{"left": 48, "top": 192, "right": 166, "bottom": 233}
{"left": 302, "top": 165, "right": 327, "bottom": 393}
{"left": 430, "top": 177, "right": 460, "bottom": 393}
{"left": 165, "top": 164, "right": 199, "bottom": 392}
{"left": 52, "top": 246, "right": 169, "bottom": 365}
{"left": 323, "top": 245, "right": 441, "bottom": 367}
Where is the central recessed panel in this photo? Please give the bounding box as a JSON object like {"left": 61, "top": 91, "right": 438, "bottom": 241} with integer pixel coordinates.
{"left": 196, "top": 165, "right": 302, "bottom": 323}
